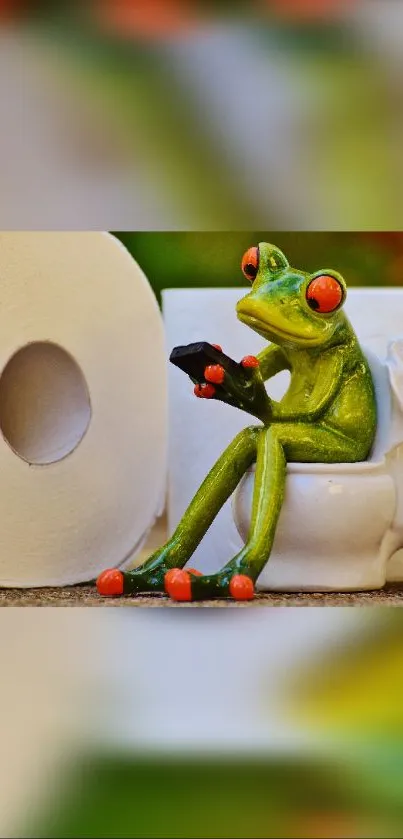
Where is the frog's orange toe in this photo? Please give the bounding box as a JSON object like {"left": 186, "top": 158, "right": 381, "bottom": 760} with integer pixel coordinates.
{"left": 187, "top": 568, "right": 202, "bottom": 576}
{"left": 97, "top": 569, "right": 124, "bottom": 597}
{"left": 164, "top": 569, "right": 192, "bottom": 601}
{"left": 194, "top": 383, "right": 216, "bottom": 399}
{"left": 204, "top": 364, "right": 225, "bottom": 385}
{"left": 229, "top": 574, "right": 255, "bottom": 601}
{"left": 241, "top": 355, "right": 260, "bottom": 369}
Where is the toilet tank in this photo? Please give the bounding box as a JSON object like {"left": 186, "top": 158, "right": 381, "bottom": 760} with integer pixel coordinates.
{"left": 383, "top": 339, "right": 403, "bottom": 559}
{"left": 363, "top": 348, "right": 392, "bottom": 463}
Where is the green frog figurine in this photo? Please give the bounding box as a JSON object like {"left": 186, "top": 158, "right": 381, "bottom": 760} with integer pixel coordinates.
{"left": 97, "top": 243, "right": 377, "bottom": 601}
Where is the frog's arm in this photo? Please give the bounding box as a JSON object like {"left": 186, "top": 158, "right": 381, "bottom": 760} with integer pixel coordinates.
{"left": 257, "top": 345, "right": 290, "bottom": 381}
{"left": 272, "top": 353, "right": 344, "bottom": 422}
{"left": 218, "top": 344, "right": 289, "bottom": 423}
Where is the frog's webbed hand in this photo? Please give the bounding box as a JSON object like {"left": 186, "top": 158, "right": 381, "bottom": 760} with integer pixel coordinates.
{"left": 198, "top": 344, "right": 288, "bottom": 424}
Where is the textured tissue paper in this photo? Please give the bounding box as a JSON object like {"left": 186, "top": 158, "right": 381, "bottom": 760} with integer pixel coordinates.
{"left": 0, "top": 232, "right": 167, "bottom": 587}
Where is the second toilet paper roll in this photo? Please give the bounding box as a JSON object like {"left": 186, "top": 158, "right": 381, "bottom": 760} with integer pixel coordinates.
{"left": 0, "top": 232, "right": 167, "bottom": 587}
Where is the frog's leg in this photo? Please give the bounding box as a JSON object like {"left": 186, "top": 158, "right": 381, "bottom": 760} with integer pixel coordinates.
{"left": 183, "top": 423, "right": 359, "bottom": 602}
{"left": 97, "top": 425, "right": 261, "bottom": 596}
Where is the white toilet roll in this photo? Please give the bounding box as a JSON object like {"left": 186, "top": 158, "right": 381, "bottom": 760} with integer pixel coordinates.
{"left": 0, "top": 232, "right": 167, "bottom": 587}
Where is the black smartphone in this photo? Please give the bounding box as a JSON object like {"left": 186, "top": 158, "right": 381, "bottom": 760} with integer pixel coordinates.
{"left": 170, "top": 341, "right": 270, "bottom": 423}
{"left": 169, "top": 342, "right": 243, "bottom": 385}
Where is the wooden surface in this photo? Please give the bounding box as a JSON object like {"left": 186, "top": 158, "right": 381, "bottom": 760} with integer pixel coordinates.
{"left": 1, "top": 517, "right": 403, "bottom": 607}
{"left": 2, "top": 585, "right": 403, "bottom": 607}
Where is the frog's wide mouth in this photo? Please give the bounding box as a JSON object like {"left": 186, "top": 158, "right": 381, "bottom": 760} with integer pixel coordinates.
{"left": 237, "top": 312, "right": 320, "bottom": 346}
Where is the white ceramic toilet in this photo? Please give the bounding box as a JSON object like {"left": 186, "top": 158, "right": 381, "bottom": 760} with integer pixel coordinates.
{"left": 233, "top": 341, "right": 403, "bottom": 592}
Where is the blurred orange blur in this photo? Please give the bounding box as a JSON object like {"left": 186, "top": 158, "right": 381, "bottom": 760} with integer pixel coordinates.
{"left": 93, "top": 0, "right": 199, "bottom": 38}
{"left": 265, "top": 0, "right": 351, "bottom": 23}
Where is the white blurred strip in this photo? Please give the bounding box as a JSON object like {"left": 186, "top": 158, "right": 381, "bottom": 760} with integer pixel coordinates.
{"left": 163, "top": 25, "right": 318, "bottom": 228}
{"left": 0, "top": 610, "right": 104, "bottom": 837}
{"left": 0, "top": 29, "right": 176, "bottom": 229}
{"left": 91, "top": 608, "right": 371, "bottom": 756}
{"left": 351, "top": 0, "right": 403, "bottom": 69}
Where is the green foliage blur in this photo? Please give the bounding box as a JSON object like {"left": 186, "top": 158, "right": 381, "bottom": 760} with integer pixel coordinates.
{"left": 114, "top": 232, "right": 403, "bottom": 304}
{"left": 32, "top": 755, "right": 399, "bottom": 839}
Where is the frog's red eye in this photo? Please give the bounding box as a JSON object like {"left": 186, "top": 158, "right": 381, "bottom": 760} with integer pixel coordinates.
{"left": 306, "top": 275, "right": 344, "bottom": 313}
{"left": 242, "top": 246, "right": 259, "bottom": 282}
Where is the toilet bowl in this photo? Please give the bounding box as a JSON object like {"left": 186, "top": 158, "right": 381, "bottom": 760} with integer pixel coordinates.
{"left": 233, "top": 344, "right": 403, "bottom": 592}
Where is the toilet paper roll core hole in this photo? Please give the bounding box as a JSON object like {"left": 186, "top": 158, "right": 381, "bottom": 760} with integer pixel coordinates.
{"left": 0, "top": 342, "right": 92, "bottom": 465}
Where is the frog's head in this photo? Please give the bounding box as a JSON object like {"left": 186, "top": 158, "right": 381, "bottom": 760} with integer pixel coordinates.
{"left": 236, "top": 243, "right": 348, "bottom": 349}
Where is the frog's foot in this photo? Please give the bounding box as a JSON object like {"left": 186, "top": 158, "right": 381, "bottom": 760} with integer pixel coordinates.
{"left": 164, "top": 565, "right": 255, "bottom": 602}
{"left": 96, "top": 559, "right": 171, "bottom": 597}
{"left": 96, "top": 568, "right": 125, "bottom": 597}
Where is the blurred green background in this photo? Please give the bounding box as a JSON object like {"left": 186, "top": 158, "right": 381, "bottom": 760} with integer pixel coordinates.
{"left": 113, "top": 232, "right": 403, "bottom": 303}
{"left": 3, "top": 2, "right": 403, "bottom": 228}
{"left": 35, "top": 755, "right": 398, "bottom": 839}
{"left": 29, "top": 611, "right": 403, "bottom": 839}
